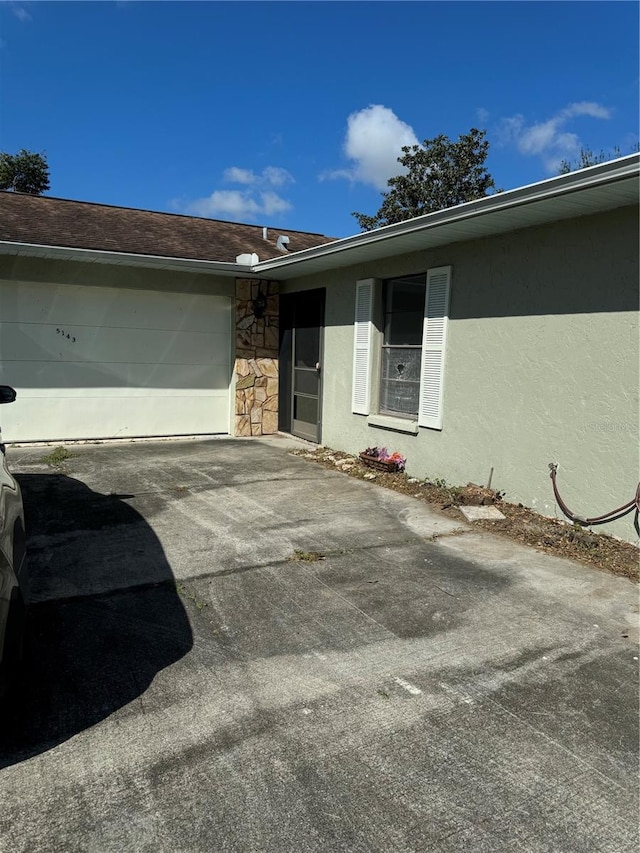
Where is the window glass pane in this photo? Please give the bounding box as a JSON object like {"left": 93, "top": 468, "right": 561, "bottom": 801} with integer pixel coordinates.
{"left": 294, "top": 394, "right": 318, "bottom": 424}
{"left": 384, "top": 279, "right": 425, "bottom": 345}
{"left": 381, "top": 347, "right": 421, "bottom": 381}
{"left": 379, "top": 348, "right": 421, "bottom": 416}
{"left": 389, "top": 279, "right": 425, "bottom": 313}
{"left": 379, "top": 275, "right": 425, "bottom": 417}
{"left": 294, "top": 368, "right": 319, "bottom": 396}
{"left": 295, "top": 326, "right": 320, "bottom": 368}
{"left": 385, "top": 312, "right": 423, "bottom": 346}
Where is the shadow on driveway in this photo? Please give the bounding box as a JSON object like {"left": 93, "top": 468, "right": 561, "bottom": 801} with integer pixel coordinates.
{"left": 0, "top": 473, "right": 193, "bottom": 769}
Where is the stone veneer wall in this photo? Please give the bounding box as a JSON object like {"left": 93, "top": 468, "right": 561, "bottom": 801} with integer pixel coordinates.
{"left": 234, "top": 279, "right": 279, "bottom": 436}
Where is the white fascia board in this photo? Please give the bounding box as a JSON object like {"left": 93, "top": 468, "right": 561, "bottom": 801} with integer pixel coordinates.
{"left": 0, "top": 241, "right": 253, "bottom": 277}
{"left": 252, "top": 154, "right": 640, "bottom": 275}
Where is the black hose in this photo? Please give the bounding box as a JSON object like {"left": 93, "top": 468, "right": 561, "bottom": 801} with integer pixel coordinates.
{"left": 548, "top": 463, "right": 639, "bottom": 526}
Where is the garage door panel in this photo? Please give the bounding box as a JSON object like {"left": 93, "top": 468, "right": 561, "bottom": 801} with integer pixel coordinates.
{"left": 0, "top": 282, "right": 232, "bottom": 334}
{"left": 1, "top": 323, "right": 230, "bottom": 369}
{"left": 1, "top": 361, "right": 231, "bottom": 392}
{"left": 3, "top": 394, "right": 230, "bottom": 442}
{"left": 0, "top": 280, "right": 232, "bottom": 441}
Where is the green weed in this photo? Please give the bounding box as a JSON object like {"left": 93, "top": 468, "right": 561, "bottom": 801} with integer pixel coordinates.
{"left": 41, "top": 446, "right": 75, "bottom": 467}
{"left": 175, "top": 581, "right": 209, "bottom": 610}
{"left": 290, "top": 549, "right": 325, "bottom": 563}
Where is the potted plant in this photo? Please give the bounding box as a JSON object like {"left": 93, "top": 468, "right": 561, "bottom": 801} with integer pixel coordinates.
{"left": 359, "top": 446, "right": 406, "bottom": 473}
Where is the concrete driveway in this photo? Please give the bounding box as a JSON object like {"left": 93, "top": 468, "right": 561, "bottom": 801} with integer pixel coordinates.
{"left": 1, "top": 437, "right": 638, "bottom": 852}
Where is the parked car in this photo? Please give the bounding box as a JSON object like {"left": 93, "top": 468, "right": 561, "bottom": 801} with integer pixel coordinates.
{"left": 0, "top": 385, "right": 28, "bottom": 695}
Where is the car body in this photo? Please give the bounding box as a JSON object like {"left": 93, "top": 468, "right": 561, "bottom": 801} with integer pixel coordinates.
{"left": 0, "top": 385, "right": 28, "bottom": 695}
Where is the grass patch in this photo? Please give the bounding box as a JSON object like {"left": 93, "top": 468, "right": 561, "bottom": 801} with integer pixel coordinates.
{"left": 290, "top": 549, "right": 325, "bottom": 563}
{"left": 41, "top": 446, "right": 76, "bottom": 467}
{"left": 175, "top": 581, "right": 209, "bottom": 610}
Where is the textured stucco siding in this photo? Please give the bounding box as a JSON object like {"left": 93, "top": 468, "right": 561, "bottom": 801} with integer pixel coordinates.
{"left": 282, "top": 206, "right": 639, "bottom": 543}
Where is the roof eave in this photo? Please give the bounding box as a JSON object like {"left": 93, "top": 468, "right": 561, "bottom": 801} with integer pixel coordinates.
{"left": 0, "top": 240, "right": 254, "bottom": 276}
{"left": 252, "top": 154, "right": 640, "bottom": 276}
{"left": 0, "top": 155, "right": 637, "bottom": 281}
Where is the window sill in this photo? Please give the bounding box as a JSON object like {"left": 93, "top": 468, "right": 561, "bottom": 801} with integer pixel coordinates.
{"left": 367, "top": 414, "right": 419, "bottom": 435}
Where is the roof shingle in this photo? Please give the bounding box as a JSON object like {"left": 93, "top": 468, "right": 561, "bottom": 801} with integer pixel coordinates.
{"left": 0, "top": 192, "right": 335, "bottom": 263}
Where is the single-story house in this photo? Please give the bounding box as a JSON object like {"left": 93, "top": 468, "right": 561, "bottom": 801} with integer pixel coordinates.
{"left": 1, "top": 155, "right": 638, "bottom": 541}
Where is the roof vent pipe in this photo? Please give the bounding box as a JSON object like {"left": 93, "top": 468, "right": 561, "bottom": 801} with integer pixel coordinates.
{"left": 262, "top": 227, "right": 268, "bottom": 240}
{"left": 276, "top": 235, "right": 290, "bottom": 252}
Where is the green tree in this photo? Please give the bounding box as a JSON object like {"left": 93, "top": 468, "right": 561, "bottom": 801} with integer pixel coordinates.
{"left": 558, "top": 143, "right": 639, "bottom": 175}
{"left": 352, "top": 128, "right": 496, "bottom": 231}
{"left": 0, "top": 149, "right": 50, "bottom": 194}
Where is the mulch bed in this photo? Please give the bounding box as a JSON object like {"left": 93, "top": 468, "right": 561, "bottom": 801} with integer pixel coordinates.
{"left": 291, "top": 446, "right": 639, "bottom": 582}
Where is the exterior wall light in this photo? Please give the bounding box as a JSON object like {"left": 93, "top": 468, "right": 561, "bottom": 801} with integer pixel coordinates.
{"left": 252, "top": 290, "right": 267, "bottom": 319}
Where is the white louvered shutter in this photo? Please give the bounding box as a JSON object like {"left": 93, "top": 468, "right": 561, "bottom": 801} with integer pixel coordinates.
{"left": 352, "top": 279, "right": 375, "bottom": 415}
{"left": 418, "top": 266, "right": 452, "bottom": 430}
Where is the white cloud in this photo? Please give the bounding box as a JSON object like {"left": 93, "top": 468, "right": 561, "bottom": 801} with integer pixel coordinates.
{"left": 321, "top": 104, "right": 419, "bottom": 190}
{"left": 499, "top": 101, "right": 612, "bottom": 171}
{"left": 182, "top": 165, "right": 295, "bottom": 221}
{"left": 223, "top": 167, "right": 256, "bottom": 185}
{"left": 562, "top": 101, "right": 612, "bottom": 120}
{"left": 261, "top": 166, "right": 294, "bottom": 187}
{"left": 186, "top": 191, "right": 261, "bottom": 220}
{"left": 222, "top": 165, "right": 294, "bottom": 187}
{"left": 183, "top": 188, "right": 292, "bottom": 222}
{"left": 476, "top": 107, "right": 490, "bottom": 124}
{"left": 10, "top": 4, "right": 32, "bottom": 22}
{"left": 260, "top": 192, "right": 292, "bottom": 216}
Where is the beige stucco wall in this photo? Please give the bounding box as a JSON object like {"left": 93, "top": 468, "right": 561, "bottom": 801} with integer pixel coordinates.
{"left": 282, "top": 206, "right": 639, "bottom": 543}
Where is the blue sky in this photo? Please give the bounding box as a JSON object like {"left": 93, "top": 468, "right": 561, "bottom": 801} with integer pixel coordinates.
{"left": 1, "top": 1, "right": 638, "bottom": 237}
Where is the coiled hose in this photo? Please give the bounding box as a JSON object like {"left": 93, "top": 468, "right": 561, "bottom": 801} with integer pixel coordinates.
{"left": 548, "top": 463, "right": 640, "bottom": 526}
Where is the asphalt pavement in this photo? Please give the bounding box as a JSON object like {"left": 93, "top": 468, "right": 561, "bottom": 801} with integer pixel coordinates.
{"left": 0, "top": 437, "right": 637, "bottom": 852}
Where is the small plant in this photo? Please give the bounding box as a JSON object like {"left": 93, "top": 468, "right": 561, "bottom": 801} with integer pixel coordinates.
{"left": 431, "top": 477, "right": 449, "bottom": 489}
{"left": 41, "top": 446, "right": 75, "bottom": 467}
{"left": 361, "top": 446, "right": 406, "bottom": 472}
{"left": 290, "top": 549, "right": 325, "bottom": 562}
{"left": 175, "top": 581, "right": 209, "bottom": 610}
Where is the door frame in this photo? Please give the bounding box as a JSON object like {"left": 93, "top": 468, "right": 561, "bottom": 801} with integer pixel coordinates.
{"left": 278, "top": 288, "right": 325, "bottom": 443}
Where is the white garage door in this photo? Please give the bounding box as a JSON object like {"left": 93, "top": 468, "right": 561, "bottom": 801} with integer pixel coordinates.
{"left": 0, "top": 280, "right": 232, "bottom": 442}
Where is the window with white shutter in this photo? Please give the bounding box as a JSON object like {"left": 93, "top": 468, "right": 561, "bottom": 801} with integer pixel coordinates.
{"left": 379, "top": 274, "right": 426, "bottom": 418}
{"left": 352, "top": 279, "right": 375, "bottom": 414}
{"left": 418, "top": 266, "right": 452, "bottom": 430}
